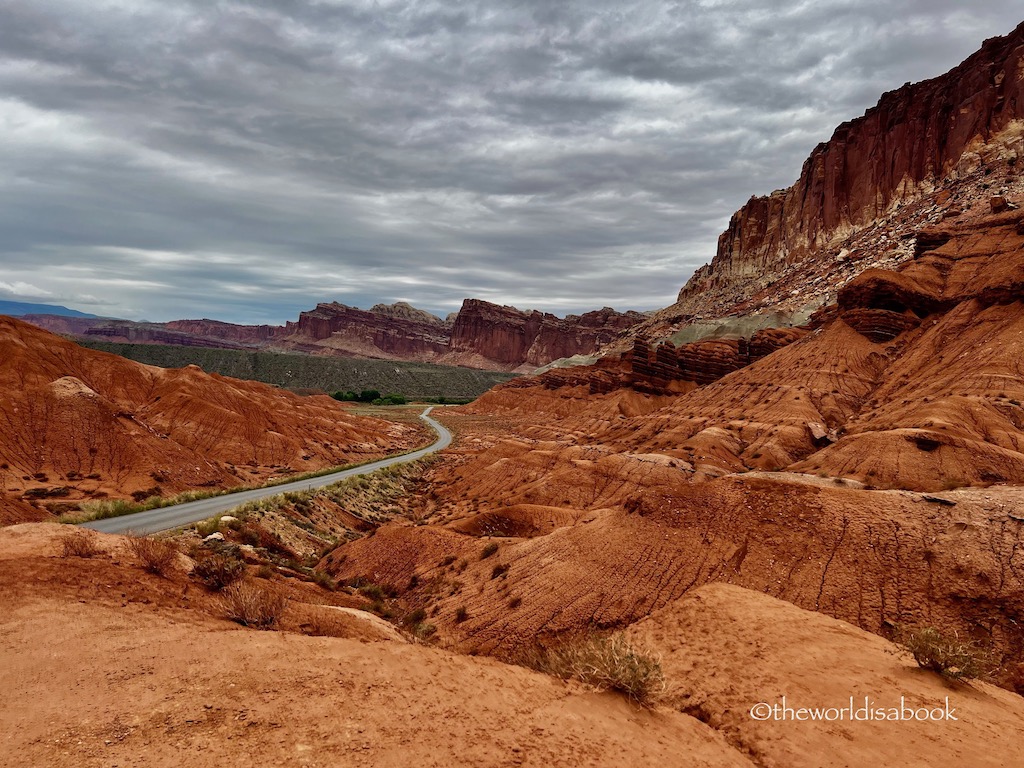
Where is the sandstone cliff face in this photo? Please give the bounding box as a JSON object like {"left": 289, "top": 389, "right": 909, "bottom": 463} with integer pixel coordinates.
{"left": 629, "top": 326, "right": 808, "bottom": 391}
{"left": 280, "top": 302, "right": 452, "bottom": 359}
{"left": 678, "top": 21, "right": 1024, "bottom": 311}
{"left": 599, "top": 21, "right": 1024, "bottom": 359}
{"left": 17, "top": 299, "right": 644, "bottom": 372}
{"left": 447, "top": 300, "right": 644, "bottom": 371}
{"left": 165, "top": 319, "right": 275, "bottom": 345}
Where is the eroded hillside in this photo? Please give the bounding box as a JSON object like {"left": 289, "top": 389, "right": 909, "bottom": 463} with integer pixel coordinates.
{"left": 0, "top": 317, "right": 425, "bottom": 524}
{"left": 4, "top": 524, "right": 1023, "bottom": 768}
{"left": 322, "top": 208, "right": 1024, "bottom": 693}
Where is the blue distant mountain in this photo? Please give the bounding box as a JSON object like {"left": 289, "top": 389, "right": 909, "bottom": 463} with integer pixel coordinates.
{"left": 0, "top": 299, "right": 101, "bottom": 319}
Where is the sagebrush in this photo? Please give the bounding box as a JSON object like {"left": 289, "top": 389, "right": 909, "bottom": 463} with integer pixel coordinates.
{"left": 525, "top": 633, "right": 665, "bottom": 706}
{"left": 61, "top": 532, "right": 101, "bottom": 558}
{"left": 127, "top": 536, "right": 179, "bottom": 577}
{"left": 191, "top": 551, "right": 246, "bottom": 590}
{"left": 898, "top": 626, "right": 993, "bottom": 680}
{"left": 221, "top": 582, "right": 288, "bottom": 628}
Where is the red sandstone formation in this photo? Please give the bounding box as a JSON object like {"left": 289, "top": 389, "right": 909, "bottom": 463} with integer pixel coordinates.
{"left": 683, "top": 21, "right": 1024, "bottom": 307}
{"left": 629, "top": 326, "right": 809, "bottom": 391}
{"left": 611, "top": 21, "right": 1024, "bottom": 353}
{"left": 278, "top": 301, "right": 451, "bottom": 359}
{"left": 447, "top": 300, "right": 644, "bottom": 371}
{"left": 350, "top": 207, "right": 1024, "bottom": 689}
{"left": 165, "top": 318, "right": 275, "bottom": 345}
{"left": 17, "top": 299, "right": 644, "bottom": 372}
{"left": 0, "top": 316, "right": 422, "bottom": 524}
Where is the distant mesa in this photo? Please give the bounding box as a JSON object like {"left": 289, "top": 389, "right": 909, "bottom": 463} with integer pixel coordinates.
{"left": 0, "top": 299, "right": 100, "bottom": 319}
{"left": 17, "top": 298, "right": 646, "bottom": 373}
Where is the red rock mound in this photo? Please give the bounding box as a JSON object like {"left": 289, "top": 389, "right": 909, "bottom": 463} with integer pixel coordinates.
{"left": 0, "top": 316, "right": 422, "bottom": 523}
{"left": 8, "top": 524, "right": 1024, "bottom": 767}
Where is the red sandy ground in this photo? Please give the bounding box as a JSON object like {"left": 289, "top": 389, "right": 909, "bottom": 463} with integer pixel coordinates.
{"left": 3, "top": 525, "right": 1023, "bottom": 768}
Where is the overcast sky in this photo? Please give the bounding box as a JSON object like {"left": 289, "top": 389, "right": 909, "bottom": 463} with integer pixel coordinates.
{"left": 1, "top": 1, "right": 1021, "bottom": 323}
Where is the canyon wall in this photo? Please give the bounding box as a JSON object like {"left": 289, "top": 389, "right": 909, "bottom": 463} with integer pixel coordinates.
{"left": 448, "top": 300, "right": 645, "bottom": 369}
{"left": 678, "top": 21, "right": 1024, "bottom": 312}
{"left": 16, "top": 299, "right": 644, "bottom": 373}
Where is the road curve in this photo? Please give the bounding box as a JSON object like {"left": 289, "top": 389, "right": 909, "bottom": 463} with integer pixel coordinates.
{"left": 81, "top": 407, "right": 452, "bottom": 536}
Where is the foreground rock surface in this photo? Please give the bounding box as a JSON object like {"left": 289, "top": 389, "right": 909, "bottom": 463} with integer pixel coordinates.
{"left": 4, "top": 524, "right": 1023, "bottom": 768}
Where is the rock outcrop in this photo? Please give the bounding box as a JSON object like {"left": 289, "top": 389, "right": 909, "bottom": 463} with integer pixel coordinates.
{"left": 280, "top": 301, "right": 452, "bottom": 359}
{"left": 17, "top": 299, "right": 644, "bottom": 373}
{"left": 165, "top": 318, "right": 275, "bottom": 345}
{"left": 448, "top": 300, "right": 644, "bottom": 371}
{"left": 629, "top": 326, "right": 809, "bottom": 391}
{"left": 606, "top": 21, "right": 1024, "bottom": 356}
{"left": 679, "top": 21, "right": 1024, "bottom": 311}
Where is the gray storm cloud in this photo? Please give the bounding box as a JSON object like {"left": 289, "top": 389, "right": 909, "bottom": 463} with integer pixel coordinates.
{"left": 0, "top": 1, "right": 1020, "bottom": 322}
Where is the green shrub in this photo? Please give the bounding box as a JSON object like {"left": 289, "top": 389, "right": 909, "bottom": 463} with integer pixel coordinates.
{"left": 61, "top": 532, "right": 101, "bottom": 558}
{"left": 195, "top": 518, "right": 221, "bottom": 538}
{"left": 491, "top": 563, "right": 509, "bottom": 579}
{"left": 191, "top": 551, "right": 246, "bottom": 590}
{"left": 412, "top": 622, "right": 437, "bottom": 641}
{"left": 312, "top": 570, "right": 337, "bottom": 591}
{"left": 358, "top": 583, "right": 386, "bottom": 602}
{"left": 127, "top": 536, "right": 179, "bottom": 577}
{"left": 403, "top": 608, "right": 428, "bottom": 627}
{"left": 480, "top": 542, "right": 499, "bottom": 560}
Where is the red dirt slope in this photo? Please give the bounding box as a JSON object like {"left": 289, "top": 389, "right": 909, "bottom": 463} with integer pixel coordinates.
{"left": 5, "top": 524, "right": 1024, "bottom": 768}
{"left": 0, "top": 316, "right": 422, "bottom": 523}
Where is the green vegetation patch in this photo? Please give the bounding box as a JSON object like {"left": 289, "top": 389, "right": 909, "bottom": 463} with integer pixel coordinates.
{"left": 74, "top": 340, "right": 516, "bottom": 399}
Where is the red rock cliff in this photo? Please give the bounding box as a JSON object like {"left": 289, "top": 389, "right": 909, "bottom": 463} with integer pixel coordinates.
{"left": 19, "top": 299, "right": 644, "bottom": 372}
{"left": 677, "top": 21, "right": 1024, "bottom": 310}
{"left": 281, "top": 301, "right": 451, "bottom": 359}
{"left": 448, "top": 300, "right": 645, "bottom": 370}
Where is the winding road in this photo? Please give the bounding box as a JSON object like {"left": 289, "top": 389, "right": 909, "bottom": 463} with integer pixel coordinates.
{"left": 81, "top": 407, "right": 452, "bottom": 535}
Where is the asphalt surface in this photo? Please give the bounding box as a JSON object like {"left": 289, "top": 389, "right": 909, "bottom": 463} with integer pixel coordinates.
{"left": 81, "top": 407, "right": 452, "bottom": 535}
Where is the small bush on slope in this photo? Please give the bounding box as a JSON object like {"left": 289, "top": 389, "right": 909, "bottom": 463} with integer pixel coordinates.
{"left": 221, "top": 582, "right": 288, "bottom": 628}
{"left": 898, "top": 626, "right": 994, "bottom": 680}
{"left": 191, "top": 551, "right": 246, "bottom": 591}
{"left": 525, "top": 633, "right": 665, "bottom": 707}
{"left": 61, "top": 532, "right": 101, "bottom": 558}
{"left": 127, "top": 536, "right": 179, "bottom": 577}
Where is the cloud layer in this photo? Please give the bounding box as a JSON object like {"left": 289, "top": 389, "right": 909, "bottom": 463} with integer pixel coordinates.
{"left": 1, "top": 1, "right": 1021, "bottom": 322}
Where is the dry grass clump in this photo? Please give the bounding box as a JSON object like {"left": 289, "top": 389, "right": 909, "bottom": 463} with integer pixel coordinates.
{"left": 898, "top": 626, "right": 994, "bottom": 680}
{"left": 190, "top": 551, "right": 246, "bottom": 591}
{"left": 221, "top": 581, "right": 288, "bottom": 628}
{"left": 126, "top": 535, "right": 179, "bottom": 577}
{"left": 61, "top": 531, "right": 101, "bottom": 558}
{"left": 526, "top": 633, "right": 665, "bottom": 706}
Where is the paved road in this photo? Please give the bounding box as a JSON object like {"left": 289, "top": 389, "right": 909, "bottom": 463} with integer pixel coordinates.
{"left": 81, "top": 407, "right": 452, "bottom": 535}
